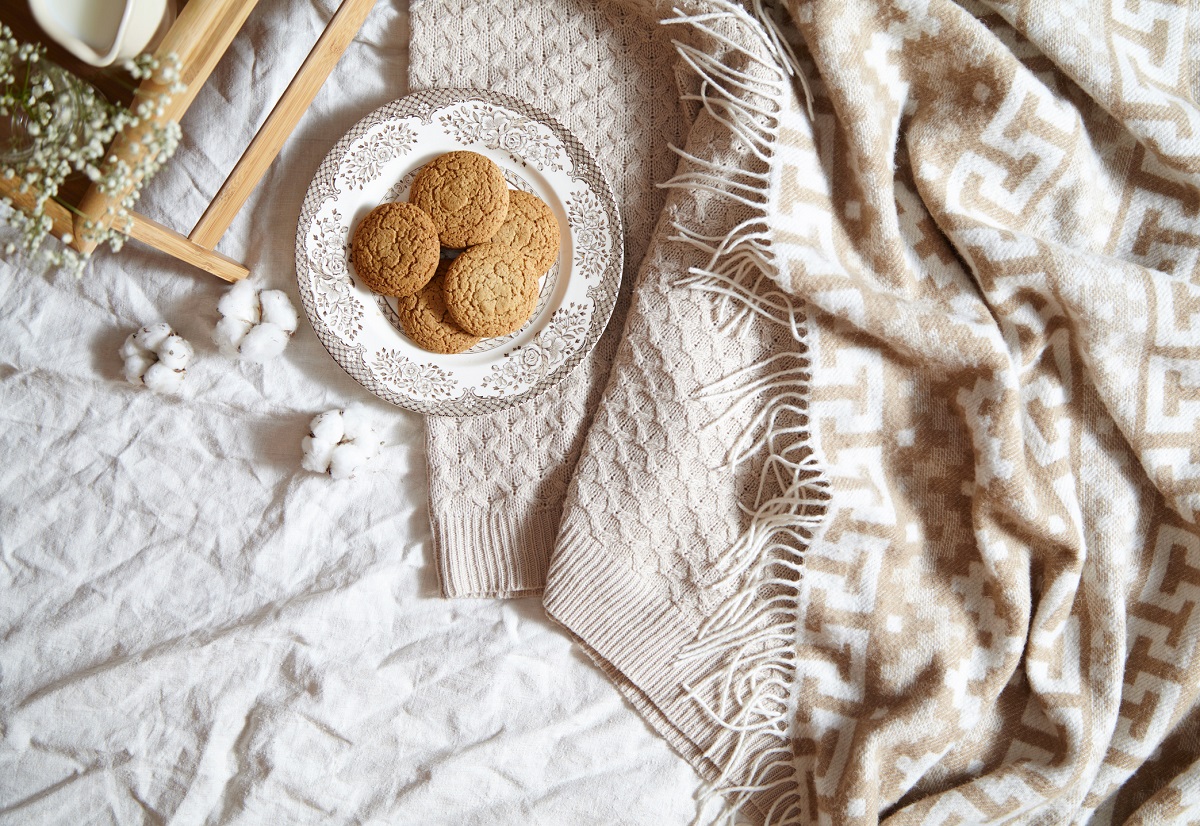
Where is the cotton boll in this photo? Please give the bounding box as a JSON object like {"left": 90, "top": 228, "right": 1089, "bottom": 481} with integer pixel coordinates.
{"left": 339, "top": 406, "right": 371, "bottom": 440}
{"left": 119, "top": 334, "right": 144, "bottom": 361}
{"left": 120, "top": 331, "right": 154, "bottom": 383}
{"left": 301, "top": 407, "right": 385, "bottom": 480}
{"left": 156, "top": 335, "right": 193, "bottom": 370}
{"left": 120, "top": 323, "right": 192, "bottom": 391}
{"left": 215, "top": 282, "right": 298, "bottom": 362}
{"left": 123, "top": 352, "right": 154, "bottom": 384}
{"left": 217, "top": 278, "right": 261, "bottom": 324}
{"left": 213, "top": 315, "right": 253, "bottom": 355}
{"left": 340, "top": 408, "right": 381, "bottom": 459}
{"left": 329, "top": 442, "right": 368, "bottom": 480}
{"left": 300, "top": 434, "right": 336, "bottom": 474}
{"left": 142, "top": 362, "right": 184, "bottom": 394}
{"left": 359, "top": 436, "right": 382, "bottom": 461}
{"left": 238, "top": 323, "right": 289, "bottom": 363}
{"left": 132, "top": 322, "right": 173, "bottom": 351}
{"left": 309, "top": 410, "right": 344, "bottom": 443}
{"left": 259, "top": 290, "right": 298, "bottom": 333}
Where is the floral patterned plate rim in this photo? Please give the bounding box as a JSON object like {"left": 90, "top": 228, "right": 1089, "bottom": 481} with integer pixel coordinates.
{"left": 294, "top": 87, "right": 623, "bottom": 417}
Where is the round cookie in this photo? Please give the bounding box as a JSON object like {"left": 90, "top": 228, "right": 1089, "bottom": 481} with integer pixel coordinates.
{"left": 350, "top": 202, "right": 440, "bottom": 297}
{"left": 443, "top": 243, "right": 540, "bottom": 338}
{"left": 394, "top": 262, "right": 481, "bottom": 355}
{"left": 489, "top": 189, "right": 560, "bottom": 275}
{"left": 409, "top": 151, "right": 510, "bottom": 248}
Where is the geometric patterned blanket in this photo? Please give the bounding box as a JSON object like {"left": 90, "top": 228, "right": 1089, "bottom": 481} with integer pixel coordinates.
{"left": 772, "top": 0, "right": 1200, "bottom": 821}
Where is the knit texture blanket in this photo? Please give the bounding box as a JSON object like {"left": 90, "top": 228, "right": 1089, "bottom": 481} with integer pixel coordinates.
{"left": 415, "top": 0, "right": 1200, "bottom": 823}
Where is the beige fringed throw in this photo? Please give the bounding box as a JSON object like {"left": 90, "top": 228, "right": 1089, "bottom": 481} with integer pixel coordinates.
{"left": 417, "top": 0, "right": 1200, "bottom": 823}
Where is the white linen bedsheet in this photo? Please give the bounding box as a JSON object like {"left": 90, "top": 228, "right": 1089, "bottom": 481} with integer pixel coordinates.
{"left": 0, "top": 1, "right": 707, "bottom": 822}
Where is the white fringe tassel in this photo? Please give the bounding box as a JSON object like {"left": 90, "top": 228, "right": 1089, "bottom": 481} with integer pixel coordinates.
{"left": 663, "top": 3, "right": 828, "bottom": 824}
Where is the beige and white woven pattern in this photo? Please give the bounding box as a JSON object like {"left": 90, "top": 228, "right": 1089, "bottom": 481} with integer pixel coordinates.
{"left": 418, "top": 0, "right": 1200, "bottom": 823}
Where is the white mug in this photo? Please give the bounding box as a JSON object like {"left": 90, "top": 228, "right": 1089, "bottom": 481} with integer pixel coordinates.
{"left": 28, "top": 0, "right": 175, "bottom": 68}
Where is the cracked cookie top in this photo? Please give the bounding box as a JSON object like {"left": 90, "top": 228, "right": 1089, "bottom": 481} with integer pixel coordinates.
{"left": 442, "top": 243, "right": 540, "bottom": 338}
{"left": 349, "top": 202, "right": 441, "bottom": 297}
{"left": 409, "top": 151, "right": 510, "bottom": 248}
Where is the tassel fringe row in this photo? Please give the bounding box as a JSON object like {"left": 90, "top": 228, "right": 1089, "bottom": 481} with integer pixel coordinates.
{"left": 663, "top": 2, "right": 828, "bottom": 824}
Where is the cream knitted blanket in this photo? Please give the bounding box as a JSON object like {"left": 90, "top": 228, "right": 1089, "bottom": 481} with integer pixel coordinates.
{"left": 416, "top": 0, "right": 1200, "bottom": 823}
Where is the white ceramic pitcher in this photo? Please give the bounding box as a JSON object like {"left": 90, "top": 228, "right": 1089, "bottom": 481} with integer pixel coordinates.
{"left": 29, "top": 0, "right": 174, "bottom": 67}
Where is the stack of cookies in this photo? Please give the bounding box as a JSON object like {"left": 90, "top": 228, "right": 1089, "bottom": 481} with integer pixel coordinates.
{"left": 349, "top": 150, "right": 560, "bottom": 354}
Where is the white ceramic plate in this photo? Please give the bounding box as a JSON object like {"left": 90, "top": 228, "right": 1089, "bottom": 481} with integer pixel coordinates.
{"left": 295, "top": 88, "right": 623, "bottom": 416}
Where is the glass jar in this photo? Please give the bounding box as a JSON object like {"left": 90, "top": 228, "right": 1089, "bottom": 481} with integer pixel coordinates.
{"left": 0, "top": 58, "right": 92, "bottom": 170}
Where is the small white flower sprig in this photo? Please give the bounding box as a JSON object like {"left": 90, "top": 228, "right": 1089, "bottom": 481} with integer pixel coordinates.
{"left": 301, "top": 408, "right": 384, "bottom": 480}
{"left": 120, "top": 322, "right": 193, "bottom": 394}
{"left": 0, "top": 23, "right": 184, "bottom": 275}
{"left": 213, "top": 279, "right": 300, "bottom": 362}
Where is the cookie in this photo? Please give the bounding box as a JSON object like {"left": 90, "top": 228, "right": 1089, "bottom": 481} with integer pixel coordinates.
{"left": 409, "top": 151, "right": 510, "bottom": 248}
{"left": 489, "top": 189, "right": 560, "bottom": 275}
{"left": 443, "top": 243, "right": 540, "bottom": 338}
{"left": 350, "top": 202, "right": 440, "bottom": 297}
{"left": 394, "top": 261, "right": 481, "bottom": 354}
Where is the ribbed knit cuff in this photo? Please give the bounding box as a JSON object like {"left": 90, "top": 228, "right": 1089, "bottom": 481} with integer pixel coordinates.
{"left": 431, "top": 505, "right": 562, "bottom": 598}
{"left": 542, "top": 519, "right": 725, "bottom": 785}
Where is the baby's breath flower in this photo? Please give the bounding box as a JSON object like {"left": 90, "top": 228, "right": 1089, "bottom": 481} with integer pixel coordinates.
{"left": 1, "top": 26, "right": 181, "bottom": 276}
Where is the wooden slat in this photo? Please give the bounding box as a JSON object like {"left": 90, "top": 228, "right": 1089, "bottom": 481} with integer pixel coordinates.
{"left": 72, "top": 0, "right": 264, "bottom": 254}
{"left": 189, "top": 0, "right": 377, "bottom": 249}
{"left": 2, "top": 177, "right": 247, "bottom": 280}
{"left": 0, "top": 177, "right": 75, "bottom": 240}
{"left": 154, "top": 0, "right": 263, "bottom": 109}
{"left": 124, "top": 211, "right": 249, "bottom": 281}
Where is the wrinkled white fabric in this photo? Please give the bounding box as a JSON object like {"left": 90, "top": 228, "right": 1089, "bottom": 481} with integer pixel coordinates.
{"left": 0, "top": 1, "right": 705, "bottom": 822}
